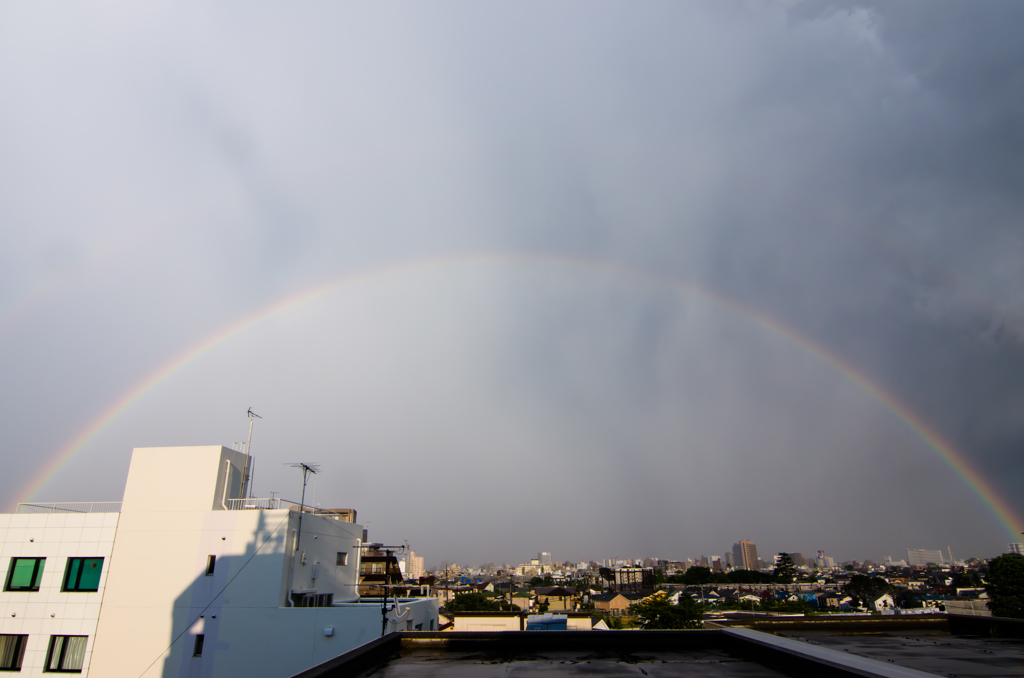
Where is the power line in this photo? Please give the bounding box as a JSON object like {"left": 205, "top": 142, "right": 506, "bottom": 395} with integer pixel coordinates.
{"left": 136, "top": 513, "right": 290, "bottom": 678}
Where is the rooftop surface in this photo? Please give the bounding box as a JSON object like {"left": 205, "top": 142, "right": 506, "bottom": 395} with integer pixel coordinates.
{"left": 293, "top": 630, "right": 939, "bottom": 678}
{"left": 357, "top": 646, "right": 792, "bottom": 677}
{"left": 779, "top": 631, "right": 1024, "bottom": 678}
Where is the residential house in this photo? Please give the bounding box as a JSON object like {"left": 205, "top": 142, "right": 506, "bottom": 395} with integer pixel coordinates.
{"left": 359, "top": 546, "right": 404, "bottom": 597}
{"left": 818, "top": 592, "right": 853, "bottom": 611}
{"left": 534, "top": 586, "right": 576, "bottom": 612}
{"left": 509, "top": 592, "right": 534, "bottom": 611}
{"left": 591, "top": 592, "right": 632, "bottom": 616}
{"left": 867, "top": 592, "right": 894, "bottom": 612}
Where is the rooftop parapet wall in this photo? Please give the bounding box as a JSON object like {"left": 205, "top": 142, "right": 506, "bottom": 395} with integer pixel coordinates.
{"left": 16, "top": 501, "right": 122, "bottom": 514}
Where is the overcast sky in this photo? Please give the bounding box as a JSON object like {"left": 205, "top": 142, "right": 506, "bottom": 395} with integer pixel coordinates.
{"left": 1, "top": 1, "right": 1022, "bottom": 569}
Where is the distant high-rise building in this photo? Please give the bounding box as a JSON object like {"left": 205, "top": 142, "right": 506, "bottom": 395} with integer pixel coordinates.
{"left": 906, "top": 549, "right": 944, "bottom": 567}
{"left": 407, "top": 551, "right": 424, "bottom": 580}
{"left": 815, "top": 550, "right": 835, "bottom": 569}
{"left": 539, "top": 552, "right": 552, "bottom": 565}
{"left": 1008, "top": 543, "right": 1024, "bottom": 555}
{"left": 711, "top": 556, "right": 722, "bottom": 573}
{"left": 724, "top": 552, "right": 734, "bottom": 568}
{"left": 732, "top": 540, "right": 758, "bottom": 570}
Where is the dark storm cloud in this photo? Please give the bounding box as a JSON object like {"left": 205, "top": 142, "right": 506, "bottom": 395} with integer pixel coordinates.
{"left": 0, "top": 1, "right": 1021, "bottom": 567}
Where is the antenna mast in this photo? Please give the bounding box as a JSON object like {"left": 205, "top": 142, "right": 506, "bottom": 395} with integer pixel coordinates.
{"left": 286, "top": 462, "right": 320, "bottom": 606}
{"left": 242, "top": 408, "right": 262, "bottom": 499}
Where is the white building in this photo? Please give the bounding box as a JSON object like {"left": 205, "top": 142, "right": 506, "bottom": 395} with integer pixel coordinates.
{"left": 867, "top": 592, "right": 894, "bottom": 612}
{"left": 0, "top": 445, "right": 438, "bottom": 677}
{"left": 906, "top": 548, "right": 944, "bottom": 567}
{"left": 406, "top": 551, "right": 424, "bottom": 580}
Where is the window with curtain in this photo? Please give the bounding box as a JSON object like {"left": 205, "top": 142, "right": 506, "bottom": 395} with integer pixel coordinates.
{"left": 0, "top": 635, "right": 27, "bottom": 671}
{"left": 46, "top": 635, "right": 87, "bottom": 672}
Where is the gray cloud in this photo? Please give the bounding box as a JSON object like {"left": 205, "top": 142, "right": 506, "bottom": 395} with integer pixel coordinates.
{"left": 0, "top": 1, "right": 1022, "bottom": 568}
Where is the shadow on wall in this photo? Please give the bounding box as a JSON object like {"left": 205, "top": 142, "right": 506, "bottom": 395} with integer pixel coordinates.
{"left": 153, "top": 511, "right": 409, "bottom": 678}
{"left": 160, "top": 510, "right": 290, "bottom": 678}
{"left": 142, "top": 512, "right": 434, "bottom": 675}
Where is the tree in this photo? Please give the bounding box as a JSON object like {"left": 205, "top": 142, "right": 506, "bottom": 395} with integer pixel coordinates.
{"left": 542, "top": 574, "right": 554, "bottom": 586}
{"left": 843, "top": 574, "right": 888, "bottom": 594}
{"left": 985, "top": 553, "right": 1024, "bottom": 619}
{"left": 529, "top": 576, "right": 545, "bottom": 586}
{"left": 682, "top": 566, "right": 712, "bottom": 585}
{"left": 727, "top": 569, "right": 773, "bottom": 585}
{"left": 951, "top": 571, "right": 982, "bottom": 589}
{"left": 445, "top": 592, "right": 504, "bottom": 612}
{"left": 631, "top": 591, "right": 702, "bottom": 630}
{"left": 773, "top": 553, "right": 797, "bottom": 582}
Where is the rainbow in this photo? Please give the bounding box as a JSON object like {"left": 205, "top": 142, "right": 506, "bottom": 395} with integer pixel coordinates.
{"left": 11, "top": 253, "right": 1022, "bottom": 540}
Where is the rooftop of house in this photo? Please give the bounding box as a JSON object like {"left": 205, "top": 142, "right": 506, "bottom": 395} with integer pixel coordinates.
{"left": 533, "top": 586, "right": 576, "bottom": 596}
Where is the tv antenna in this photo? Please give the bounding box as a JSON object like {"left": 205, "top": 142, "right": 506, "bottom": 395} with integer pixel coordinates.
{"left": 242, "top": 408, "right": 262, "bottom": 498}
{"left": 285, "top": 462, "right": 319, "bottom": 606}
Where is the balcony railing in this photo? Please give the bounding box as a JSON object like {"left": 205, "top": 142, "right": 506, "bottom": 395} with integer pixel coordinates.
{"left": 224, "top": 498, "right": 325, "bottom": 512}
{"left": 16, "top": 502, "right": 122, "bottom": 514}
{"left": 222, "top": 499, "right": 356, "bottom": 521}
{"left": 224, "top": 498, "right": 289, "bottom": 510}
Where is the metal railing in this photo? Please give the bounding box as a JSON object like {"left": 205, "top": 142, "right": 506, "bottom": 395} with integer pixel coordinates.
{"left": 225, "top": 498, "right": 288, "bottom": 511}
{"left": 222, "top": 499, "right": 354, "bottom": 520}
{"left": 224, "top": 498, "right": 322, "bottom": 511}
{"left": 16, "top": 502, "right": 122, "bottom": 514}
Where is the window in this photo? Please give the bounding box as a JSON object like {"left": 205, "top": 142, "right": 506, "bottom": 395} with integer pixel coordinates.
{"left": 62, "top": 558, "right": 103, "bottom": 592}
{"left": 369, "top": 562, "right": 385, "bottom": 574}
{"left": 205, "top": 556, "right": 215, "bottom": 576}
{"left": 336, "top": 552, "right": 348, "bottom": 567}
{"left": 0, "top": 635, "right": 27, "bottom": 671}
{"left": 5, "top": 558, "right": 45, "bottom": 592}
{"left": 45, "top": 636, "right": 86, "bottom": 672}
{"left": 192, "top": 635, "right": 204, "bottom": 658}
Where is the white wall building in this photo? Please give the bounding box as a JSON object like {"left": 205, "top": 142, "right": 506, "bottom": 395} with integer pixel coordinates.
{"left": 406, "top": 551, "right": 424, "bottom": 580}
{"left": 0, "top": 505, "right": 119, "bottom": 674}
{"left": 0, "top": 446, "right": 438, "bottom": 677}
{"left": 906, "top": 548, "right": 944, "bottom": 567}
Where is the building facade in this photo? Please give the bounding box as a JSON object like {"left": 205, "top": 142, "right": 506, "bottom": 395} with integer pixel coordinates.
{"left": 1, "top": 446, "right": 438, "bottom": 677}
{"left": 906, "top": 549, "right": 944, "bottom": 567}
{"left": 0, "top": 505, "right": 119, "bottom": 674}
{"left": 732, "top": 540, "right": 758, "bottom": 571}
{"left": 407, "top": 551, "right": 424, "bottom": 580}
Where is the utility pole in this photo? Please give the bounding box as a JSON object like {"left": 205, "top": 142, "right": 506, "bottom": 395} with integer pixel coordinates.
{"left": 381, "top": 548, "right": 394, "bottom": 636}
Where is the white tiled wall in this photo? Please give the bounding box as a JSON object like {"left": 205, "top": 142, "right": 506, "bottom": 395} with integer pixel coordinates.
{"left": 0, "top": 512, "right": 119, "bottom": 676}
